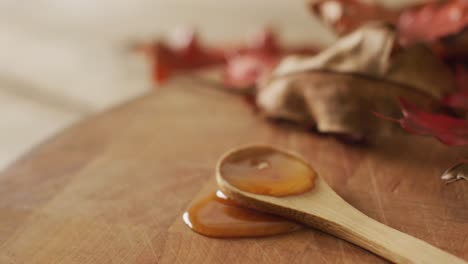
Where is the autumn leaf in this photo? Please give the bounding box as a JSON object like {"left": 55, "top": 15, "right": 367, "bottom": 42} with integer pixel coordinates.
{"left": 398, "top": 0, "right": 468, "bottom": 61}
{"left": 137, "top": 29, "right": 225, "bottom": 84}
{"left": 397, "top": 0, "right": 468, "bottom": 45}
{"left": 256, "top": 23, "right": 455, "bottom": 140}
{"left": 376, "top": 98, "right": 468, "bottom": 146}
{"left": 310, "top": 0, "right": 468, "bottom": 60}
{"left": 139, "top": 28, "right": 319, "bottom": 87}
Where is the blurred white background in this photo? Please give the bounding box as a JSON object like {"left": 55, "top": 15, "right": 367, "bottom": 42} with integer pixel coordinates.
{"left": 0, "top": 0, "right": 420, "bottom": 169}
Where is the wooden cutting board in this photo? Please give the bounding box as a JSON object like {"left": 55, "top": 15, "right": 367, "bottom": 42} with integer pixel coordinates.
{"left": 0, "top": 77, "right": 467, "bottom": 263}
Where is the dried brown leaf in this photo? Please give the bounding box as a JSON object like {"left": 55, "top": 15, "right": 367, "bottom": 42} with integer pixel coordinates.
{"left": 386, "top": 44, "right": 456, "bottom": 98}
{"left": 257, "top": 23, "right": 455, "bottom": 139}
{"left": 272, "top": 23, "right": 396, "bottom": 77}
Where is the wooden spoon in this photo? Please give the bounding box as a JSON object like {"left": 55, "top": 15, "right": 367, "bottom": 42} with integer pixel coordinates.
{"left": 216, "top": 145, "right": 467, "bottom": 264}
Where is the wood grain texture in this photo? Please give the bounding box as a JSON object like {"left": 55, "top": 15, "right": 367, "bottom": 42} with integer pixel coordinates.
{"left": 0, "top": 77, "right": 467, "bottom": 263}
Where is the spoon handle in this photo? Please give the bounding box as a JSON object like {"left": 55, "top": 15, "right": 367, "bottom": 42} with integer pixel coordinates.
{"left": 314, "top": 205, "right": 466, "bottom": 264}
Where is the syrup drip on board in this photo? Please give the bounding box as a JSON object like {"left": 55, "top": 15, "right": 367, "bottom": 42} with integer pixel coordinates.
{"left": 183, "top": 190, "right": 301, "bottom": 238}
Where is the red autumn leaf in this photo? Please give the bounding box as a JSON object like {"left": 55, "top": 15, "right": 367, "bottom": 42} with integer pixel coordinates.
{"left": 139, "top": 28, "right": 320, "bottom": 88}
{"left": 376, "top": 97, "right": 468, "bottom": 146}
{"left": 310, "top": 0, "right": 468, "bottom": 59}
{"left": 138, "top": 29, "right": 225, "bottom": 84}
{"left": 398, "top": 0, "right": 468, "bottom": 45}
{"left": 442, "top": 64, "right": 468, "bottom": 110}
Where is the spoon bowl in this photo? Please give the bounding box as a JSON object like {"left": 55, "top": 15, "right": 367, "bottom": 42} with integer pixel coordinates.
{"left": 216, "top": 145, "right": 466, "bottom": 264}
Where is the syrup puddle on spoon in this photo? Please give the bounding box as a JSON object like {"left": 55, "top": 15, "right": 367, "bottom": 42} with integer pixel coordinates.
{"left": 183, "top": 145, "right": 317, "bottom": 238}
{"left": 219, "top": 145, "right": 317, "bottom": 196}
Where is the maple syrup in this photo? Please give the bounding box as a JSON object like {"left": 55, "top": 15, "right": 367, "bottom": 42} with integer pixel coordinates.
{"left": 183, "top": 190, "right": 301, "bottom": 238}
{"left": 219, "top": 146, "right": 317, "bottom": 196}
{"left": 184, "top": 146, "right": 316, "bottom": 238}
